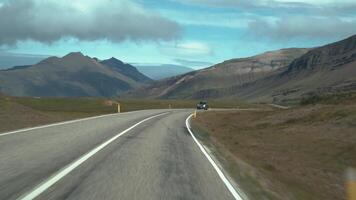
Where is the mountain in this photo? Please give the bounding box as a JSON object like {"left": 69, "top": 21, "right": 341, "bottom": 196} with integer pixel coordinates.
{"left": 133, "top": 64, "right": 194, "bottom": 80}
{"left": 0, "top": 52, "right": 152, "bottom": 97}
{"left": 137, "top": 34, "right": 356, "bottom": 104}
{"left": 123, "top": 48, "right": 310, "bottom": 99}
{"left": 231, "top": 34, "right": 356, "bottom": 103}
{"left": 100, "top": 58, "right": 151, "bottom": 83}
{"left": 125, "top": 35, "right": 356, "bottom": 103}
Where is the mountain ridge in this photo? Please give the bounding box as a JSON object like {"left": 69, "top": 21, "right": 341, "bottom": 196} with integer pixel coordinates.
{"left": 187, "top": 34, "right": 356, "bottom": 103}
{"left": 123, "top": 47, "right": 310, "bottom": 99}
{"left": 100, "top": 58, "right": 152, "bottom": 83}
{"left": 124, "top": 34, "right": 356, "bottom": 103}
{"left": 0, "top": 52, "right": 151, "bottom": 97}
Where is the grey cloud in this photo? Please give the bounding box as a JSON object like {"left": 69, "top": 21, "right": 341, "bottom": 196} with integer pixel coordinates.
{"left": 0, "top": 0, "right": 181, "bottom": 45}
{"left": 248, "top": 16, "right": 356, "bottom": 40}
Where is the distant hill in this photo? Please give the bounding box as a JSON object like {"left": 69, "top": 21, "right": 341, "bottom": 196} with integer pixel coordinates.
{"left": 123, "top": 48, "right": 310, "bottom": 99}
{"left": 0, "top": 52, "right": 152, "bottom": 97}
{"left": 0, "top": 52, "right": 48, "bottom": 70}
{"left": 134, "top": 64, "right": 194, "bottom": 80}
{"left": 125, "top": 35, "right": 356, "bottom": 103}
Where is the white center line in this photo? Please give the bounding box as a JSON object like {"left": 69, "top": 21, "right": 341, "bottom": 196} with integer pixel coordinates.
{"left": 18, "top": 112, "right": 168, "bottom": 200}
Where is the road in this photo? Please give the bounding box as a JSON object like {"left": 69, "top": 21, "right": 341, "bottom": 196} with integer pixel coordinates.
{"left": 0, "top": 109, "right": 240, "bottom": 200}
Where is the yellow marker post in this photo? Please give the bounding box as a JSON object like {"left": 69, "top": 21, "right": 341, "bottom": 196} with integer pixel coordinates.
{"left": 193, "top": 110, "right": 197, "bottom": 118}
{"left": 347, "top": 168, "right": 356, "bottom": 200}
{"left": 117, "top": 103, "right": 121, "bottom": 113}
{"left": 169, "top": 104, "right": 172, "bottom": 109}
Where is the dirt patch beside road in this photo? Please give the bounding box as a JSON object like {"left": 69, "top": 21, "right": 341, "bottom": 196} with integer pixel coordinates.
{"left": 192, "top": 105, "right": 356, "bottom": 200}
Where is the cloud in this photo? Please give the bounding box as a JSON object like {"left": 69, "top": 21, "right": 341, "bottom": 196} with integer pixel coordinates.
{"left": 174, "top": 0, "right": 307, "bottom": 9}
{"left": 276, "top": 0, "right": 355, "bottom": 5}
{"left": 0, "top": 0, "right": 181, "bottom": 45}
{"left": 174, "top": 0, "right": 356, "bottom": 16}
{"left": 174, "top": 0, "right": 248, "bottom": 7}
{"left": 174, "top": 58, "right": 213, "bottom": 68}
{"left": 157, "top": 9, "right": 253, "bottom": 29}
{"left": 160, "top": 41, "right": 213, "bottom": 57}
{"left": 173, "top": 0, "right": 356, "bottom": 40}
{"left": 175, "top": 0, "right": 356, "bottom": 8}
{"left": 248, "top": 16, "right": 356, "bottom": 40}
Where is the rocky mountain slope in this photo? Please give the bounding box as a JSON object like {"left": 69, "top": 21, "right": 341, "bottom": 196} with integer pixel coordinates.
{"left": 124, "top": 48, "right": 310, "bottom": 99}
{"left": 100, "top": 58, "right": 151, "bottom": 83}
{"left": 0, "top": 52, "right": 151, "bottom": 97}
{"left": 181, "top": 35, "right": 356, "bottom": 103}
{"left": 223, "top": 34, "right": 356, "bottom": 103}
{"left": 125, "top": 34, "right": 356, "bottom": 103}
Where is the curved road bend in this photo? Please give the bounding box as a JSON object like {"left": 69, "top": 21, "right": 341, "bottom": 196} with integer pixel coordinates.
{"left": 0, "top": 109, "right": 236, "bottom": 200}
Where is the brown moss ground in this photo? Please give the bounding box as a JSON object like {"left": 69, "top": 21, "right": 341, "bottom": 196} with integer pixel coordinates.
{"left": 193, "top": 104, "right": 356, "bottom": 200}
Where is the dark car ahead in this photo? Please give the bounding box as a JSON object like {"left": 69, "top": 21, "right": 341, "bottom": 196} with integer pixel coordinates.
{"left": 197, "top": 101, "right": 209, "bottom": 110}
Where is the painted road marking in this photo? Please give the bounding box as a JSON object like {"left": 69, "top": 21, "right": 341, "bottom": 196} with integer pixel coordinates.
{"left": 18, "top": 112, "right": 168, "bottom": 200}
{"left": 185, "top": 114, "right": 244, "bottom": 200}
{"left": 0, "top": 109, "right": 151, "bottom": 137}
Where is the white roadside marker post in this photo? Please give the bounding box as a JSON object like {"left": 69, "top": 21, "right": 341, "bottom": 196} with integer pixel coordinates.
{"left": 347, "top": 168, "right": 356, "bottom": 200}
{"left": 117, "top": 103, "right": 121, "bottom": 113}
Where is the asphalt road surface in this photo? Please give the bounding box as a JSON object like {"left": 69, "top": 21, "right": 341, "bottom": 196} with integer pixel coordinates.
{"left": 0, "top": 109, "right": 239, "bottom": 200}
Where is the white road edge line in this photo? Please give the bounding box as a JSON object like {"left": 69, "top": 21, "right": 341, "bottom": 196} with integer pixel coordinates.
{"left": 18, "top": 112, "right": 169, "bottom": 200}
{"left": 0, "top": 109, "right": 147, "bottom": 137}
{"left": 185, "top": 114, "right": 244, "bottom": 200}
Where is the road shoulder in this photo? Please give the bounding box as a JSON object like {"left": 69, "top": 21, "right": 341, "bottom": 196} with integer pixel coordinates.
{"left": 190, "top": 113, "right": 295, "bottom": 200}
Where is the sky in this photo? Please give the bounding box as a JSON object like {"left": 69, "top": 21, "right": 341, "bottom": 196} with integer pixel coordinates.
{"left": 0, "top": 0, "right": 356, "bottom": 69}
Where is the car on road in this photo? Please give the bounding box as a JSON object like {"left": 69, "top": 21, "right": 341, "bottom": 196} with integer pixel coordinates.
{"left": 197, "top": 101, "right": 209, "bottom": 110}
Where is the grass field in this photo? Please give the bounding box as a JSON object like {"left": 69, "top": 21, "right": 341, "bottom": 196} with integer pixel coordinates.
{"left": 192, "top": 95, "right": 356, "bottom": 200}
{"left": 300, "top": 92, "right": 356, "bottom": 105}
{"left": 0, "top": 95, "right": 252, "bottom": 133}
{"left": 13, "top": 97, "right": 117, "bottom": 114}
{"left": 117, "top": 98, "right": 253, "bottom": 112}
{"left": 0, "top": 96, "right": 115, "bottom": 133}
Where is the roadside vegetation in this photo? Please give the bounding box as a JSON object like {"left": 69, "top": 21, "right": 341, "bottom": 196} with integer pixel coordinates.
{"left": 0, "top": 95, "right": 251, "bottom": 133}
{"left": 13, "top": 97, "right": 117, "bottom": 114}
{"left": 300, "top": 92, "right": 356, "bottom": 105}
{"left": 117, "top": 98, "right": 252, "bottom": 112}
{"left": 0, "top": 95, "right": 117, "bottom": 133}
{"left": 192, "top": 93, "right": 356, "bottom": 200}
